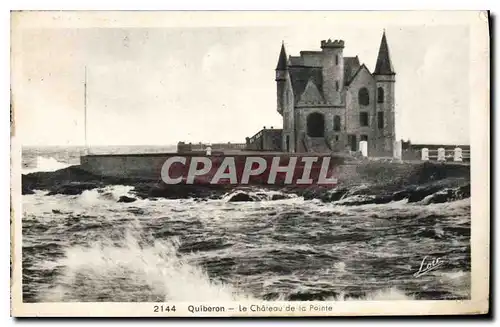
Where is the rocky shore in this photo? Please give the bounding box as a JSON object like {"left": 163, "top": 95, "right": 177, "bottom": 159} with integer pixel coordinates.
{"left": 21, "top": 162, "right": 470, "bottom": 205}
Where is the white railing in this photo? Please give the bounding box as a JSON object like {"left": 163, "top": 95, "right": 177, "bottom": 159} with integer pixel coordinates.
{"left": 421, "top": 147, "right": 470, "bottom": 162}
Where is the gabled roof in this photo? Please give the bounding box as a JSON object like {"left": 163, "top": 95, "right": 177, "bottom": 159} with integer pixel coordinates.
{"left": 288, "top": 57, "right": 366, "bottom": 101}
{"left": 374, "top": 31, "right": 395, "bottom": 75}
{"left": 347, "top": 64, "right": 373, "bottom": 85}
{"left": 297, "top": 78, "right": 325, "bottom": 104}
{"left": 344, "top": 56, "right": 361, "bottom": 85}
{"left": 288, "top": 66, "right": 323, "bottom": 104}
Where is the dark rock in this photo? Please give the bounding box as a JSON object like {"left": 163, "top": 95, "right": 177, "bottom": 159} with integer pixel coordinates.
{"left": 47, "top": 182, "right": 99, "bottom": 196}
{"left": 21, "top": 162, "right": 470, "bottom": 203}
{"left": 22, "top": 166, "right": 138, "bottom": 195}
{"left": 271, "top": 194, "right": 287, "bottom": 201}
{"left": 458, "top": 184, "right": 471, "bottom": 198}
{"left": 323, "top": 187, "right": 349, "bottom": 202}
{"left": 117, "top": 195, "right": 137, "bottom": 203}
{"left": 133, "top": 183, "right": 230, "bottom": 200}
{"left": 424, "top": 184, "right": 471, "bottom": 204}
{"left": 301, "top": 186, "right": 328, "bottom": 200}
{"left": 424, "top": 190, "right": 454, "bottom": 204}
{"left": 52, "top": 209, "right": 62, "bottom": 214}
{"left": 228, "top": 192, "right": 254, "bottom": 202}
{"left": 407, "top": 185, "right": 443, "bottom": 203}
{"left": 392, "top": 189, "right": 413, "bottom": 201}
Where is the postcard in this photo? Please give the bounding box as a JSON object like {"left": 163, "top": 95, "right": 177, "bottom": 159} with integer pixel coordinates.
{"left": 10, "top": 10, "right": 490, "bottom": 317}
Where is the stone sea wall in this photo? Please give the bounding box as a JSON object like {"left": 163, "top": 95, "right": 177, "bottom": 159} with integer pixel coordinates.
{"left": 80, "top": 153, "right": 470, "bottom": 187}
{"left": 23, "top": 154, "right": 470, "bottom": 205}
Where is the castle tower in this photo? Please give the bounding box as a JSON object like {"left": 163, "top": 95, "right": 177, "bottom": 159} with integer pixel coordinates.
{"left": 373, "top": 31, "right": 396, "bottom": 154}
{"left": 321, "top": 39, "right": 344, "bottom": 105}
{"left": 275, "top": 42, "right": 295, "bottom": 152}
{"left": 275, "top": 42, "right": 288, "bottom": 115}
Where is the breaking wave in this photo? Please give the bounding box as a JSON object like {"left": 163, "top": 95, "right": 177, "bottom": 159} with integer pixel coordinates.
{"left": 39, "top": 229, "right": 251, "bottom": 302}
{"left": 23, "top": 156, "right": 72, "bottom": 174}
{"left": 38, "top": 228, "right": 415, "bottom": 302}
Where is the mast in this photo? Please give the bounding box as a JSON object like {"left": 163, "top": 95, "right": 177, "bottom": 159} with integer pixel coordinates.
{"left": 84, "top": 66, "right": 88, "bottom": 152}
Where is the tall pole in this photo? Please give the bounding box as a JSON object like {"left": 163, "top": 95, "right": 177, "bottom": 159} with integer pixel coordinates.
{"left": 84, "top": 66, "right": 88, "bottom": 151}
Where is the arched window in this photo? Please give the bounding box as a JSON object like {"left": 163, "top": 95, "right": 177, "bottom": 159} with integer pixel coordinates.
{"left": 333, "top": 115, "right": 341, "bottom": 131}
{"left": 377, "top": 87, "right": 384, "bottom": 103}
{"left": 358, "top": 87, "right": 369, "bottom": 106}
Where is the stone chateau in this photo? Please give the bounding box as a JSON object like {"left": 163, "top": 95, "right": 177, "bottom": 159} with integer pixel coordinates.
{"left": 246, "top": 31, "right": 396, "bottom": 156}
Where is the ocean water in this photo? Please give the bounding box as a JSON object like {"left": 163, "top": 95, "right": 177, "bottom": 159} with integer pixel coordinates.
{"left": 21, "top": 146, "right": 471, "bottom": 302}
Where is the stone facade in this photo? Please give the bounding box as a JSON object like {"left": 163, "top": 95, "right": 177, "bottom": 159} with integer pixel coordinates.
{"left": 275, "top": 32, "right": 396, "bottom": 155}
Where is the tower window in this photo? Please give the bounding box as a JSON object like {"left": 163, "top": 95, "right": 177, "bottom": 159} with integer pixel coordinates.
{"left": 378, "top": 112, "right": 384, "bottom": 129}
{"left": 335, "top": 81, "right": 339, "bottom": 92}
{"left": 333, "top": 115, "right": 341, "bottom": 131}
{"left": 360, "top": 112, "right": 369, "bottom": 126}
{"left": 358, "top": 87, "right": 369, "bottom": 106}
{"left": 336, "top": 54, "right": 339, "bottom": 65}
{"left": 377, "top": 87, "right": 384, "bottom": 103}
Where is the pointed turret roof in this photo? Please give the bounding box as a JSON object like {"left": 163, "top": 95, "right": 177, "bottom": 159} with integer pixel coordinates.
{"left": 276, "top": 42, "right": 288, "bottom": 70}
{"left": 374, "top": 31, "right": 395, "bottom": 75}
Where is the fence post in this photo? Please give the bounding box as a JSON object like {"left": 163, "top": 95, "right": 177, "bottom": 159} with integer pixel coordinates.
{"left": 359, "top": 141, "right": 368, "bottom": 157}
{"left": 421, "top": 148, "right": 429, "bottom": 161}
{"left": 454, "top": 147, "right": 463, "bottom": 162}
{"left": 437, "top": 148, "right": 446, "bottom": 162}
{"left": 393, "top": 140, "right": 402, "bottom": 160}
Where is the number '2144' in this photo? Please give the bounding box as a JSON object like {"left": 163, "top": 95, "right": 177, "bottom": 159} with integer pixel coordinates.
{"left": 153, "top": 305, "right": 176, "bottom": 313}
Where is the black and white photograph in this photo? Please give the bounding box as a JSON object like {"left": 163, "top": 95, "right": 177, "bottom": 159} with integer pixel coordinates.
{"left": 10, "top": 10, "right": 489, "bottom": 317}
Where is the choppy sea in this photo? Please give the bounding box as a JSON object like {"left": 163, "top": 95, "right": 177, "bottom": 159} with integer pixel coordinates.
{"left": 21, "top": 146, "right": 471, "bottom": 302}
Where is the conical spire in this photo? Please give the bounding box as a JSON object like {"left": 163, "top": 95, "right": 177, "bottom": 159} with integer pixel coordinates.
{"left": 276, "top": 42, "right": 288, "bottom": 70}
{"left": 374, "top": 31, "right": 395, "bottom": 75}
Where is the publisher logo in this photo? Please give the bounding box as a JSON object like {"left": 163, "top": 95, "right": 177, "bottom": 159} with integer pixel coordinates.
{"left": 160, "top": 156, "right": 338, "bottom": 186}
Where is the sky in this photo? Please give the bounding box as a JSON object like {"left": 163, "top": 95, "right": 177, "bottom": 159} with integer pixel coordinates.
{"left": 12, "top": 13, "right": 472, "bottom": 146}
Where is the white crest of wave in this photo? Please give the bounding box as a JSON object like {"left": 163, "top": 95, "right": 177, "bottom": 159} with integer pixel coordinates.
{"left": 40, "top": 230, "right": 254, "bottom": 302}
{"left": 78, "top": 185, "right": 135, "bottom": 204}
{"left": 222, "top": 188, "right": 298, "bottom": 202}
{"left": 23, "top": 156, "right": 71, "bottom": 174}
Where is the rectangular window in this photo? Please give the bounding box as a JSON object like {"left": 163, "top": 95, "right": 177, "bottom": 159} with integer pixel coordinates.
{"left": 359, "top": 112, "right": 369, "bottom": 126}
{"left": 378, "top": 112, "right": 384, "bottom": 129}
{"left": 335, "top": 81, "right": 339, "bottom": 92}
{"left": 361, "top": 135, "right": 368, "bottom": 141}
{"left": 336, "top": 54, "right": 339, "bottom": 65}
